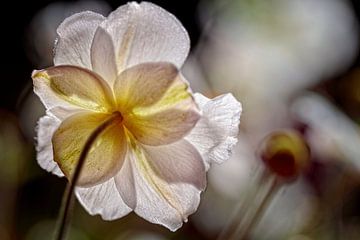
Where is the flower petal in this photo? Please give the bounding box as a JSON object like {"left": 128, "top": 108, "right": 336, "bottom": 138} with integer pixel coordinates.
{"left": 114, "top": 62, "right": 182, "bottom": 110}
{"left": 142, "top": 140, "right": 206, "bottom": 190}
{"left": 75, "top": 178, "right": 131, "bottom": 220}
{"left": 115, "top": 139, "right": 206, "bottom": 231}
{"left": 125, "top": 108, "right": 200, "bottom": 146}
{"left": 36, "top": 113, "right": 64, "bottom": 177}
{"left": 32, "top": 66, "right": 114, "bottom": 116}
{"left": 185, "top": 93, "right": 242, "bottom": 170}
{"left": 52, "top": 112, "right": 126, "bottom": 187}
{"left": 90, "top": 26, "right": 118, "bottom": 85}
{"left": 113, "top": 153, "right": 136, "bottom": 209}
{"left": 100, "top": 2, "right": 190, "bottom": 72}
{"left": 115, "top": 63, "right": 200, "bottom": 146}
{"left": 47, "top": 106, "right": 86, "bottom": 121}
{"left": 54, "top": 11, "right": 105, "bottom": 68}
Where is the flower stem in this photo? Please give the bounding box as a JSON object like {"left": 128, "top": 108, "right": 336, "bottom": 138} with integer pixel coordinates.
{"left": 54, "top": 112, "right": 122, "bottom": 240}
{"left": 236, "top": 176, "right": 280, "bottom": 240}
{"left": 217, "top": 171, "right": 282, "bottom": 240}
{"left": 216, "top": 166, "right": 265, "bottom": 240}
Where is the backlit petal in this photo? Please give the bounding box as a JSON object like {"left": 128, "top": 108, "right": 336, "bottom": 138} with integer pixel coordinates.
{"left": 125, "top": 108, "right": 200, "bottom": 146}
{"left": 100, "top": 2, "right": 190, "bottom": 72}
{"left": 115, "top": 139, "right": 205, "bottom": 231}
{"left": 54, "top": 11, "right": 105, "bottom": 68}
{"left": 114, "top": 62, "right": 180, "bottom": 110}
{"left": 118, "top": 64, "right": 200, "bottom": 145}
{"left": 48, "top": 106, "right": 87, "bottom": 121}
{"left": 113, "top": 154, "right": 136, "bottom": 209}
{"left": 185, "top": 93, "right": 242, "bottom": 170}
{"left": 52, "top": 112, "right": 126, "bottom": 187}
{"left": 90, "top": 27, "right": 118, "bottom": 85}
{"left": 75, "top": 178, "right": 131, "bottom": 220}
{"left": 32, "top": 66, "right": 114, "bottom": 116}
{"left": 36, "top": 113, "right": 64, "bottom": 177}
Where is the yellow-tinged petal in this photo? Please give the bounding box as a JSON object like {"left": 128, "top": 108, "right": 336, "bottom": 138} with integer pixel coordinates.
{"left": 114, "top": 62, "right": 179, "bottom": 111}
{"left": 52, "top": 112, "right": 126, "bottom": 187}
{"left": 124, "top": 108, "right": 200, "bottom": 146}
{"left": 32, "top": 65, "right": 115, "bottom": 113}
{"left": 132, "top": 71, "right": 197, "bottom": 115}
{"left": 113, "top": 62, "right": 200, "bottom": 145}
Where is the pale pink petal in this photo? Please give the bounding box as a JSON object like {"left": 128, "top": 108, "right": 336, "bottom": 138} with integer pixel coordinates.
{"left": 185, "top": 93, "right": 242, "bottom": 170}
{"left": 90, "top": 26, "right": 118, "bottom": 85}
{"left": 100, "top": 2, "right": 190, "bottom": 72}
{"left": 115, "top": 139, "right": 206, "bottom": 231}
{"left": 54, "top": 11, "right": 105, "bottom": 68}
{"left": 113, "top": 155, "right": 136, "bottom": 209}
{"left": 75, "top": 178, "right": 131, "bottom": 220}
{"left": 35, "top": 113, "right": 63, "bottom": 177}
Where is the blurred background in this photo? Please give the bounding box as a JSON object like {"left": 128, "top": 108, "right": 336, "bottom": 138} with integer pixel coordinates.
{"left": 2, "top": 0, "right": 360, "bottom": 239}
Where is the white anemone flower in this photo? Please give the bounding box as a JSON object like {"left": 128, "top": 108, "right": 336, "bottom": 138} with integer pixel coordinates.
{"left": 31, "top": 1, "right": 241, "bottom": 231}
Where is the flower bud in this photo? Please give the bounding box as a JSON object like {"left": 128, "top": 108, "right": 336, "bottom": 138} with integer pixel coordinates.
{"left": 259, "top": 130, "right": 310, "bottom": 179}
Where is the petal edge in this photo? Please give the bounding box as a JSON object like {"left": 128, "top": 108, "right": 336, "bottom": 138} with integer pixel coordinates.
{"left": 186, "top": 93, "right": 242, "bottom": 170}
{"left": 54, "top": 11, "right": 105, "bottom": 68}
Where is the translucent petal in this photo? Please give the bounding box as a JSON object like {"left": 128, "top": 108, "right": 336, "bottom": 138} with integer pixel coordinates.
{"left": 185, "top": 93, "right": 242, "bottom": 170}
{"left": 90, "top": 26, "right": 118, "bottom": 85}
{"left": 32, "top": 66, "right": 114, "bottom": 116}
{"left": 114, "top": 63, "right": 200, "bottom": 145}
{"left": 115, "top": 139, "right": 205, "bottom": 231}
{"left": 75, "top": 178, "right": 131, "bottom": 220}
{"left": 125, "top": 108, "right": 200, "bottom": 146}
{"left": 100, "top": 2, "right": 190, "bottom": 72}
{"left": 114, "top": 62, "right": 181, "bottom": 110}
{"left": 36, "top": 113, "right": 64, "bottom": 177}
{"left": 52, "top": 112, "right": 126, "bottom": 187}
{"left": 54, "top": 11, "right": 105, "bottom": 68}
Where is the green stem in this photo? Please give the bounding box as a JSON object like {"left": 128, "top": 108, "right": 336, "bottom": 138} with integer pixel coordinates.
{"left": 54, "top": 112, "right": 122, "bottom": 240}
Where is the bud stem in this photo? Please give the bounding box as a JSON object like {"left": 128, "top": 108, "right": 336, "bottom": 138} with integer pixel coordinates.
{"left": 236, "top": 176, "right": 280, "bottom": 239}
{"left": 217, "top": 171, "right": 282, "bottom": 240}
{"left": 54, "top": 112, "right": 122, "bottom": 240}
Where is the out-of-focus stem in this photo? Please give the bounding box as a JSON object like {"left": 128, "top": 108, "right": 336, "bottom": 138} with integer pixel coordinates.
{"left": 235, "top": 177, "right": 280, "bottom": 240}
{"left": 216, "top": 166, "right": 264, "bottom": 240}
{"left": 217, "top": 171, "right": 281, "bottom": 240}
{"left": 54, "top": 112, "right": 122, "bottom": 240}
